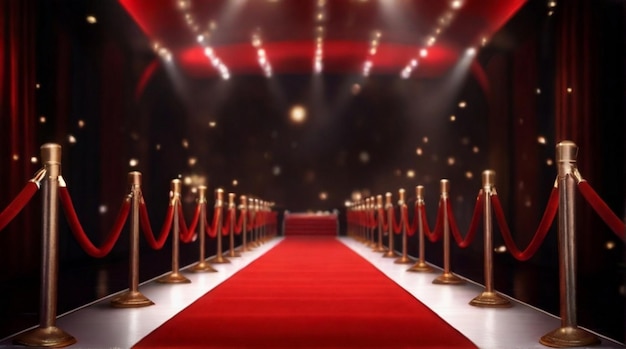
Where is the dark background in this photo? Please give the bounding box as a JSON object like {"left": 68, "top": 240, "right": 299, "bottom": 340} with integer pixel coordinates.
{"left": 0, "top": 0, "right": 624, "bottom": 344}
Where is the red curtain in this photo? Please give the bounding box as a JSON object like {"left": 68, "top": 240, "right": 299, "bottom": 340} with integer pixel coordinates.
{"left": 555, "top": 0, "right": 598, "bottom": 180}
{"left": 0, "top": 0, "right": 40, "bottom": 276}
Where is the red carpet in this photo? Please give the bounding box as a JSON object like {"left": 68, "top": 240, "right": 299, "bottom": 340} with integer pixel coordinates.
{"left": 133, "top": 237, "right": 477, "bottom": 348}
{"left": 283, "top": 214, "right": 338, "bottom": 236}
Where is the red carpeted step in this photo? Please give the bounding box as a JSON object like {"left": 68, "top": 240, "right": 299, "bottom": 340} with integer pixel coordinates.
{"left": 133, "top": 236, "right": 477, "bottom": 348}
{"left": 283, "top": 214, "right": 337, "bottom": 236}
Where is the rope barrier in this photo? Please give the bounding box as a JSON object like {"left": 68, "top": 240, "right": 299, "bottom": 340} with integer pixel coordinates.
{"left": 419, "top": 201, "right": 443, "bottom": 243}
{"left": 448, "top": 193, "right": 483, "bottom": 248}
{"left": 178, "top": 204, "right": 200, "bottom": 243}
{"left": 391, "top": 206, "right": 403, "bottom": 234}
{"left": 403, "top": 205, "right": 418, "bottom": 237}
{"left": 222, "top": 207, "right": 232, "bottom": 236}
{"left": 0, "top": 179, "right": 42, "bottom": 232}
{"left": 59, "top": 186, "right": 131, "bottom": 258}
{"left": 139, "top": 197, "right": 174, "bottom": 250}
{"left": 577, "top": 181, "right": 625, "bottom": 240}
{"left": 205, "top": 206, "right": 221, "bottom": 238}
{"left": 234, "top": 208, "right": 244, "bottom": 234}
{"left": 491, "top": 186, "right": 559, "bottom": 261}
{"left": 377, "top": 206, "right": 388, "bottom": 231}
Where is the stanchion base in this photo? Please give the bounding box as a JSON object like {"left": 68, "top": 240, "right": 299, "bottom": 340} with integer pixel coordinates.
{"left": 394, "top": 255, "right": 415, "bottom": 264}
{"left": 382, "top": 250, "right": 399, "bottom": 258}
{"left": 13, "top": 326, "right": 76, "bottom": 348}
{"left": 189, "top": 261, "right": 218, "bottom": 273}
{"left": 226, "top": 250, "right": 242, "bottom": 258}
{"left": 469, "top": 291, "right": 512, "bottom": 308}
{"left": 372, "top": 245, "right": 387, "bottom": 253}
{"left": 407, "top": 261, "right": 434, "bottom": 272}
{"left": 433, "top": 272, "right": 465, "bottom": 285}
{"left": 540, "top": 326, "right": 600, "bottom": 348}
{"left": 239, "top": 245, "right": 253, "bottom": 252}
{"left": 111, "top": 290, "right": 154, "bottom": 308}
{"left": 157, "top": 272, "right": 191, "bottom": 284}
{"left": 208, "top": 255, "right": 231, "bottom": 264}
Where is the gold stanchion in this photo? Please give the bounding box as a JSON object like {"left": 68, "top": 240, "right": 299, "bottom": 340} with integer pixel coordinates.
{"left": 366, "top": 197, "right": 377, "bottom": 248}
{"left": 470, "top": 171, "right": 511, "bottom": 307}
{"left": 13, "top": 144, "right": 77, "bottom": 348}
{"left": 254, "top": 199, "right": 264, "bottom": 245}
{"left": 355, "top": 200, "right": 364, "bottom": 242}
{"left": 226, "top": 193, "right": 241, "bottom": 258}
{"left": 383, "top": 192, "right": 398, "bottom": 258}
{"left": 372, "top": 195, "right": 387, "bottom": 252}
{"left": 259, "top": 200, "right": 266, "bottom": 243}
{"left": 433, "top": 179, "right": 464, "bottom": 285}
{"left": 248, "top": 197, "right": 259, "bottom": 248}
{"left": 209, "top": 189, "right": 230, "bottom": 263}
{"left": 190, "top": 186, "right": 217, "bottom": 272}
{"left": 239, "top": 195, "right": 252, "bottom": 252}
{"left": 540, "top": 141, "right": 599, "bottom": 347}
{"left": 395, "top": 189, "right": 415, "bottom": 264}
{"left": 110, "top": 172, "right": 154, "bottom": 307}
{"left": 157, "top": 179, "right": 191, "bottom": 283}
{"left": 408, "top": 185, "right": 433, "bottom": 272}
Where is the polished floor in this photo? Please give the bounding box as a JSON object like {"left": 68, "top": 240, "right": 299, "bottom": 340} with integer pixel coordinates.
{"left": 0, "top": 236, "right": 623, "bottom": 349}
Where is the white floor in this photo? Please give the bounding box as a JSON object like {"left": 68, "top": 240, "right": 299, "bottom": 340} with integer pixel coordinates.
{"left": 0, "top": 236, "right": 623, "bottom": 349}
{"left": 0, "top": 239, "right": 283, "bottom": 349}
{"left": 340, "top": 237, "right": 624, "bottom": 349}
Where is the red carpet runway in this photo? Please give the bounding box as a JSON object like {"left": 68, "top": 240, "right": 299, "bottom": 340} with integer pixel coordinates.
{"left": 133, "top": 236, "right": 476, "bottom": 348}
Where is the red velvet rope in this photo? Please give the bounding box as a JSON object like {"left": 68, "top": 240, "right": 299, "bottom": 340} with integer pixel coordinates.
{"left": 0, "top": 181, "right": 39, "bottom": 231}
{"left": 403, "top": 205, "right": 418, "bottom": 237}
{"left": 234, "top": 209, "right": 245, "bottom": 234}
{"left": 577, "top": 181, "right": 625, "bottom": 240}
{"left": 59, "top": 187, "right": 130, "bottom": 258}
{"left": 205, "top": 207, "right": 221, "bottom": 238}
{"left": 420, "top": 202, "right": 443, "bottom": 242}
{"left": 391, "top": 207, "right": 403, "bottom": 234}
{"left": 178, "top": 204, "right": 200, "bottom": 243}
{"left": 139, "top": 198, "right": 174, "bottom": 250}
{"left": 221, "top": 208, "right": 232, "bottom": 236}
{"left": 447, "top": 194, "right": 483, "bottom": 248}
{"left": 377, "top": 207, "right": 388, "bottom": 231}
{"left": 491, "top": 187, "right": 559, "bottom": 261}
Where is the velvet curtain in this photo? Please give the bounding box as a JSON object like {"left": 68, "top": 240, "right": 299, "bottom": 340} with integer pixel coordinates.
{"left": 0, "top": 0, "right": 40, "bottom": 277}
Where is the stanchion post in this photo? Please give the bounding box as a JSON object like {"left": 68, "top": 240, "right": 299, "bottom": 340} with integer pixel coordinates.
{"left": 226, "top": 193, "right": 241, "bottom": 257}
{"left": 248, "top": 197, "right": 258, "bottom": 248}
{"left": 383, "top": 192, "right": 398, "bottom": 258}
{"left": 157, "top": 179, "right": 191, "bottom": 283}
{"left": 190, "top": 185, "right": 217, "bottom": 272}
{"left": 395, "top": 189, "right": 414, "bottom": 264}
{"left": 239, "top": 195, "right": 252, "bottom": 252}
{"left": 13, "top": 144, "right": 77, "bottom": 347}
{"left": 209, "top": 188, "right": 230, "bottom": 263}
{"left": 540, "top": 141, "right": 599, "bottom": 347}
{"left": 408, "top": 185, "right": 433, "bottom": 272}
{"left": 366, "top": 197, "right": 375, "bottom": 247}
{"left": 254, "top": 199, "right": 263, "bottom": 244}
{"left": 433, "top": 179, "right": 464, "bottom": 285}
{"left": 470, "top": 170, "right": 511, "bottom": 307}
{"left": 373, "top": 195, "right": 387, "bottom": 252}
{"left": 111, "top": 172, "right": 154, "bottom": 308}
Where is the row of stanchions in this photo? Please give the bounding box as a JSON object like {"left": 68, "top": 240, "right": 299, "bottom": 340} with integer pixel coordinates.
{"left": 0, "top": 143, "right": 278, "bottom": 348}
{"left": 346, "top": 141, "right": 625, "bottom": 348}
